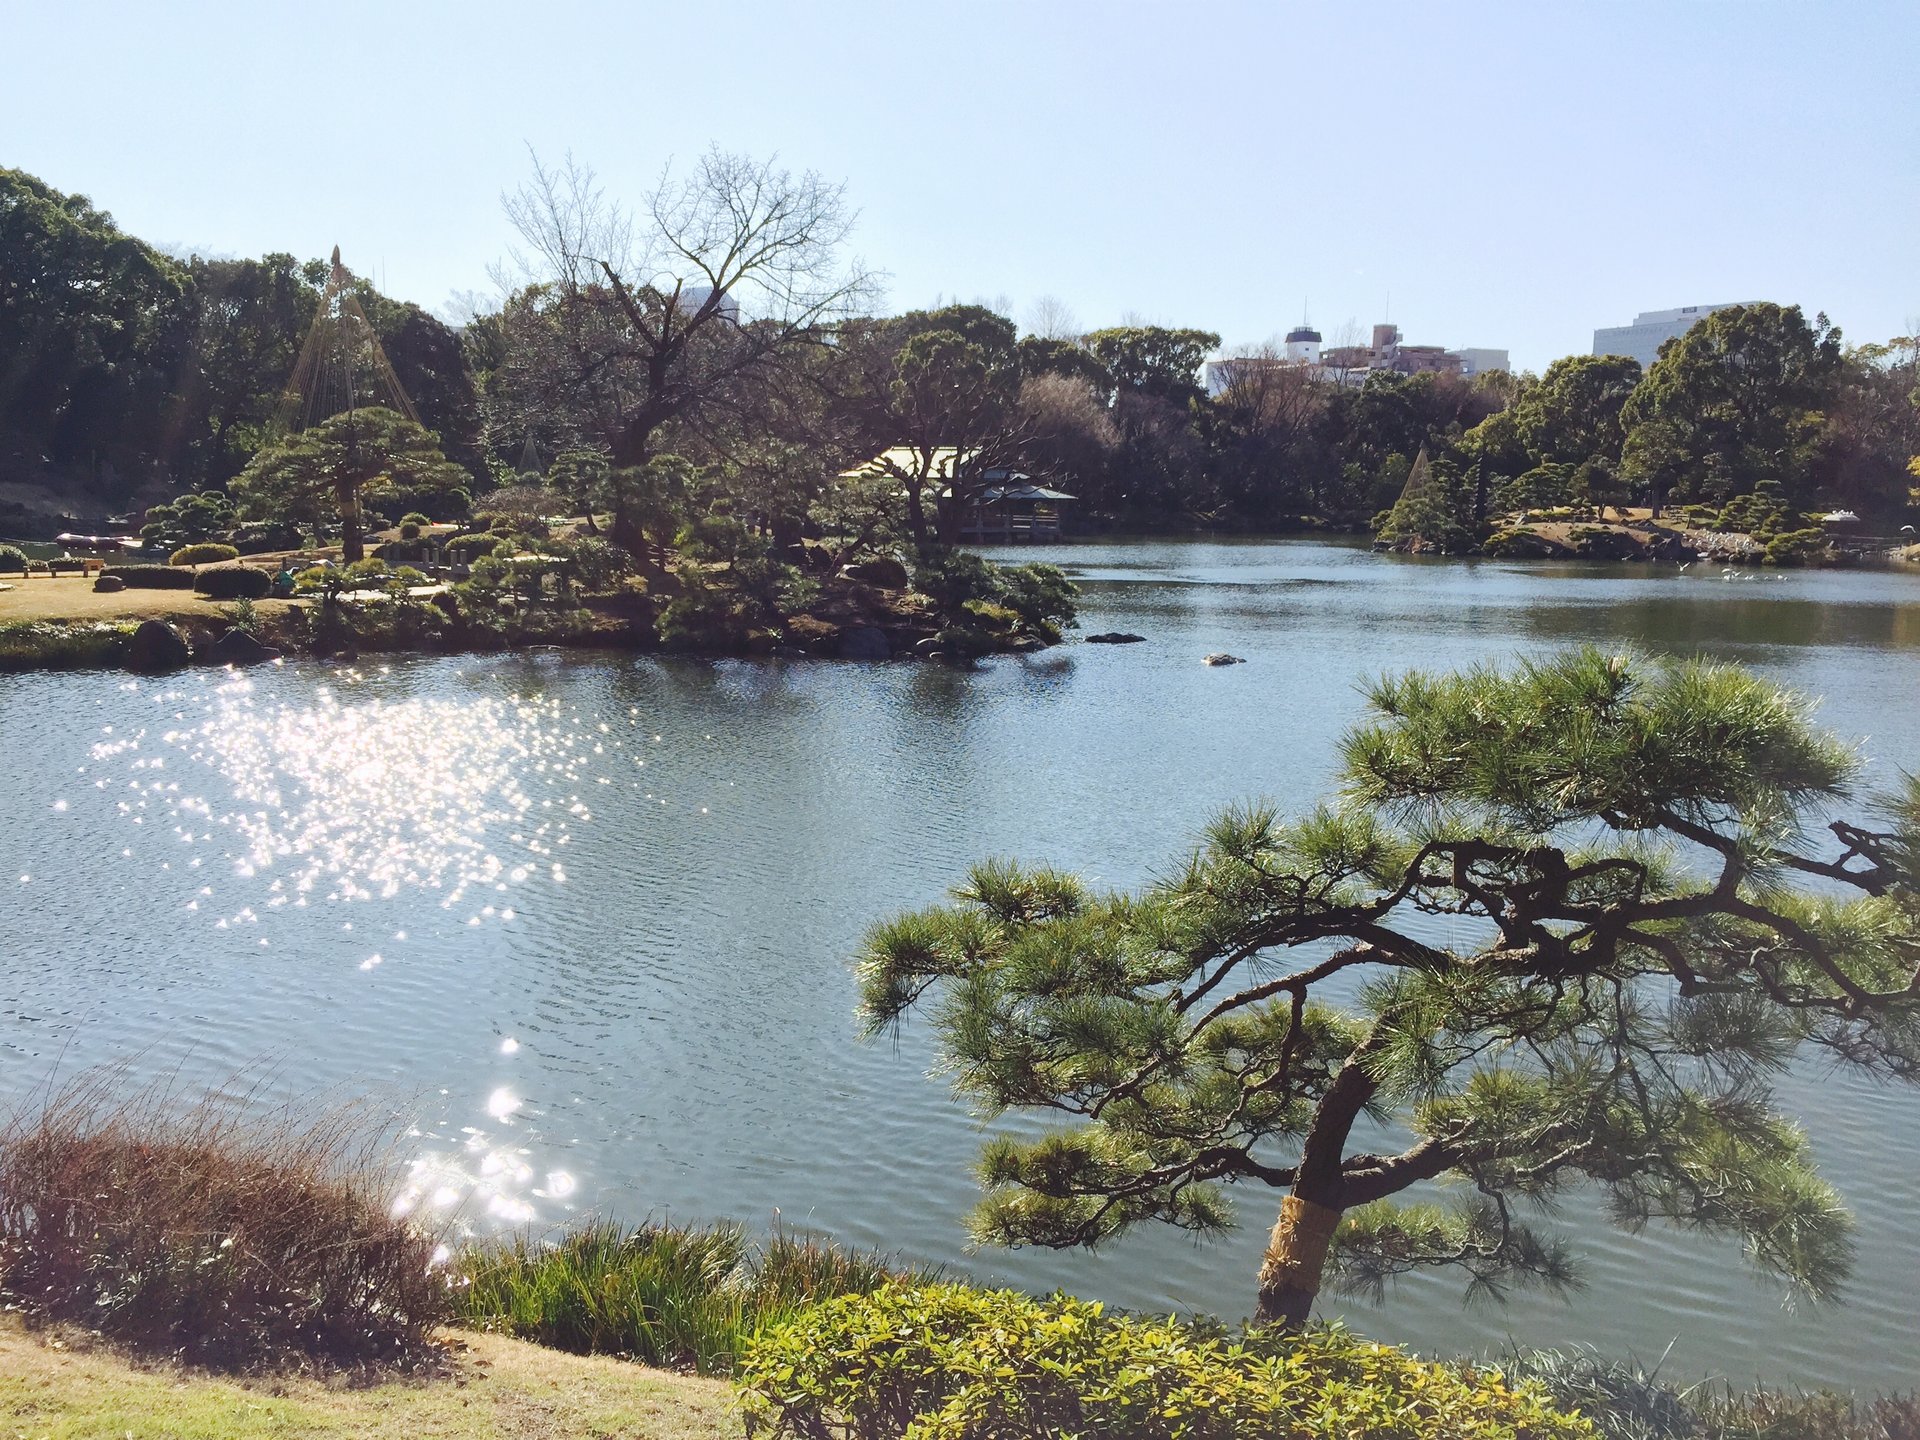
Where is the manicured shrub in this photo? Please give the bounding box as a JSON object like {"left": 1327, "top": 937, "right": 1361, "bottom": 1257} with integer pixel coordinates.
{"left": 101, "top": 563, "right": 195, "bottom": 589}
{"left": 454, "top": 1221, "right": 923, "bottom": 1377}
{"left": 0, "top": 1077, "right": 448, "bottom": 1370}
{"left": 737, "top": 1285, "right": 1592, "bottom": 1440}
{"left": 170, "top": 542, "right": 239, "bottom": 566}
{"left": 1763, "top": 527, "right": 1831, "bottom": 567}
{"left": 193, "top": 563, "right": 271, "bottom": 599}
{"left": 398, "top": 520, "right": 422, "bottom": 539}
{"left": 447, "top": 531, "right": 506, "bottom": 558}
{"left": 400, "top": 511, "right": 430, "bottom": 525}
{"left": 0, "top": 544, "right": 26, "bottom": 574}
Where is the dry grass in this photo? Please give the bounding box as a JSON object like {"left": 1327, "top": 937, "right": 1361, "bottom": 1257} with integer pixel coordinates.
{"left": 0, "top": 1314, "right": 739, "bottom": 1439}
{"left": 0, "top": 1076, "right": 447, "bottom": 1372}
{"left": 0, "top": 575, "right": 300, "bottom": 625}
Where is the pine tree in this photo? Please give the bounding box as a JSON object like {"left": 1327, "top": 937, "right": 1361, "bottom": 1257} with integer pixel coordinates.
{"left": 858, "top": 649, "right": 1920, "bottom": 1327}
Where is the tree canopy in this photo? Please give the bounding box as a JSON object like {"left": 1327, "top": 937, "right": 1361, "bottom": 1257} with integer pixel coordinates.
{"left": 857, "top": 649, "right": 1920, "bottom": 1326}
{"left": 231, "top": 407, "right": 467, "bottom": 561}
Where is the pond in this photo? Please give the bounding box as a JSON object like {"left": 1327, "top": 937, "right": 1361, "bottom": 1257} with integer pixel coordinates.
{"left": 2, "top": 537, "right": 1917, "bottom": 1389}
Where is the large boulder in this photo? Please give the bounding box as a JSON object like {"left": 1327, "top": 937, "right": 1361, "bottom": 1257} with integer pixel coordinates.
{"left": 1085, "top": 632, "right": 1146, "bottom": 645}
{"left": 124, "top": 619, "right": 191, "bottom": 673}
{"left": 837, "top": 625, "right": 892, "bottom": 661}
{"left": 200, "top": 628, "right": 281, "bottom": 667}
{"left": 839, "top": 557, "right": 910, "bottom": 589}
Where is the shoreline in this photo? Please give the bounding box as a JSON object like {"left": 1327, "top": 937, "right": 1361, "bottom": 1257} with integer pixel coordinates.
{"left": 0, "top": 572, "right": 1060, "bottom": 676}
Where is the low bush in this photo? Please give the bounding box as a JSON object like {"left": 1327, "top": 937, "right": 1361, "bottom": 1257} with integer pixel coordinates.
{"left": 0, "top": 543, "right": 26, "bottom": 574}
{"left": 101, "top": 563, "right": 195, "bottom": 590}
{"left": 447, "top": 531, "right": 507, "bottom": 558}
{"left": 170, "top": 542, "right": 240, "bottom": 566}
{"left": 454, "top": 1221, "right": 923, "bottom": 1377}
{"left": 738, "top": 1285, "right": 1591, "bottom": 1440}
{"left": 398, "top": 520, "right": 422, "bottom": 539}
{"left": 0, "top": 620, "right": 134, "bottom": 671}
{"left": 0, "top": 1077, "right": 448, "bottom": 1371}
{"left": 1503, "top": 1347, "right": 1920, "bottom": 1440}
{"left": 912, "top": 551, "right": 1077, "bottom": 640}
{"left": 193, "top": 563, "right": 271, "bottom": 599}
{"left": 1763, "top": 527, "right": 1831, "bottom": 567}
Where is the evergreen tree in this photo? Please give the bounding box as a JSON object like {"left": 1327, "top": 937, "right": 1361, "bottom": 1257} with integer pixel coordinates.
{"left": 231, "top": 407, "right": 467, "bottom": 562}
{"left": 858, "top": 649, "right": 1920, "bottom": 1327}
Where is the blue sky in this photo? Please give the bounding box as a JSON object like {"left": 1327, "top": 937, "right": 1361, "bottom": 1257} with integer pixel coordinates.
{"left": 6, "top": 0, "right": 1915, "bottom": 371}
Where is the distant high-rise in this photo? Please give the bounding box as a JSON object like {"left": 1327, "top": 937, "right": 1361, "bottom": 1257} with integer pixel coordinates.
{"left": 1593, "top": 304, "right": 1750, "bottom": 370}
{"left": 1451, "top": 348, "right": 1510, "bottom": 378}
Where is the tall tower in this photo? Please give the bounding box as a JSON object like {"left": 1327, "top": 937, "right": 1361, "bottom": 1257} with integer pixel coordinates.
{"left": 1284, "top": 324, "right": 1322, "bottom": 365}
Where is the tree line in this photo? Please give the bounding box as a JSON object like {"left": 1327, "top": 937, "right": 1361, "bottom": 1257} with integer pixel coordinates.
{"left": 3, "top": 159, "right": 1915, "bottom": 554}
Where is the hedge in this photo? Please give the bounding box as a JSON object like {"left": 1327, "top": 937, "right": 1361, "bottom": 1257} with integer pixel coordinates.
{"left": 101, "top": 564, "right": 195, "bottom": 590}
{"left": 193, "top": 563, "right": 272, "bottom": 599}
{"left": 737, "top": 1285, "right": 1592, "bottom": 1440}
{"left": 170, "top": 542, "right": 240, "bottom": 567}
{"left": 0, "top": 544, "right": 27, "bottom": 574}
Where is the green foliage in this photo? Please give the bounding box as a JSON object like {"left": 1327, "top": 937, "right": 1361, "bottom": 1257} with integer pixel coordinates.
{"left": 144, "top": 492, "right": 238, "bottom": 550}
{"left": 0, "top": 168, "right": 189, "bottom": 487}
{"left": 170, "top": 541, "right": 239, "bottom": 566}
{"left": 810, "top": 467, "right": 906, "bottom": 568}
{"left": 0, "top": 620, "right": 134, "bottom": 672}
{"left": 453, "top": 1221, "right": 923, "bottom": 1377}
{"left": 193, "top": 562, "right": 271, "bottom": 599}
{"left": 101, "top": 563, "right": 195, "bottom": 589}
{"left": 911, "top": 548, "right": 1000, "bottom": 619}
{"left": 911, "top": 551, "right": 1077, "bottom": 639}
{"left": 1762, "top": 527, "right": 1831, "bottom": 567}
{"left": 0, "top": 545, "right": 26, "bottom": 574}
{"left": 993, "top": 562, "right": 1078, "bottom": 641}
{"left": 231, "top": 406, "right": 467, "bottom": 561}
{"left": 553, "top": 533, "right": 632, "bottom": 591}
{"left": 397, "top": 519, "right": 421, "bottom": 539}
{"left": 856, "top": 649, "right": 1920, "bottom": 1322}
{"left": 737, "top": 1285, "right": 1591, "bottom": 1440}
{"left": 223, "top": 597, "right": 260, "bottom": 637}
{"left": 446, "top": 531, "right": 507, "bottom": 558}
{"left": 1621, "top": 303, "right": 1842, "bottom": 509}
{"left": 1083, "top": 326, "right": 1221, "bottom": 403}
{"left": 295, "top": 558, "right": 424, "bottom": 605}
{"left": 1374, "top": 449, "right": 1486, "bottom": 552}
{"left": 1502, "top": 1347, "right": 1920, "bottom": 1440}
{"left": 655, "top": 569, "right": 762, "bottom": 650}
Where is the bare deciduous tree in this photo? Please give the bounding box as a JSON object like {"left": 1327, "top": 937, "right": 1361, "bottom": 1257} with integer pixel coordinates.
{"left": 1025, "top": 294, "right": 1082, "bottom": 343}
{"left": 493, "top": 148, "right": 879, "bottom": 551}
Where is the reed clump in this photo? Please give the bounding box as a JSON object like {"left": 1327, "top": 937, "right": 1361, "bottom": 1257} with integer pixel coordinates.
{"left": 453, "top": 1219, "right": 928, "bottom": 1376}
{"left": 0, "top": 1077, "right": 449, "bottom": 1372}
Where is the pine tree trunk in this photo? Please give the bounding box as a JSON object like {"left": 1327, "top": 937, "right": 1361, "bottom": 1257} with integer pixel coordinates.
{"left": 338, "top": 482, "right": 364, "bottom": 563}
{"left": 1252, "top": 1047, "right": 1377, "bottom": 1328}
{"left": 1253, "top": 1192, "right": 1342, "bottom": 1328}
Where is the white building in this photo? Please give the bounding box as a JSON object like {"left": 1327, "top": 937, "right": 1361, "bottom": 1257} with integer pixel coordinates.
{"left": 1450, "top": 348, "right": 1510, "bottom": 378}
{"left": 673, "top": 284, "right": 741, "bottom": 323}
{"left": 1592, "top": 304, "right": 1750, "bottom": 370}
{"left": 1283, "top": 325, "right": 1322, "bottom": 364}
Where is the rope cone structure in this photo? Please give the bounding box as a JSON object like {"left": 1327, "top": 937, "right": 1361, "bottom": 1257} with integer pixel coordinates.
{"left": 272, "top": 246, "right": 419, "bottom": 437}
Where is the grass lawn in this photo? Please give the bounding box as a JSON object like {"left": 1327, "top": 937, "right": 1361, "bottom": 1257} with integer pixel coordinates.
{"left": 0, "top": 1316, "right": 740, "bottom": 1440}
{"left": 0, "top": 576, "right": 305, "bottom": 626}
